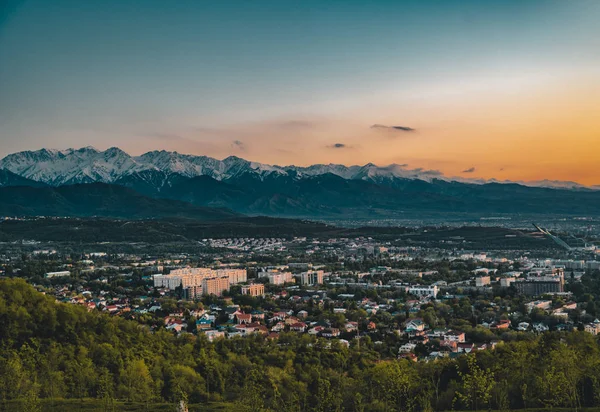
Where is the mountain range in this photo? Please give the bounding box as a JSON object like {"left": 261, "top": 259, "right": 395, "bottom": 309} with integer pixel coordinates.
{"left": 1, "top": 147, "right": 599, "bottom": 219}
{"left": 1, "top": 146, "right": 596, "bottom": 189}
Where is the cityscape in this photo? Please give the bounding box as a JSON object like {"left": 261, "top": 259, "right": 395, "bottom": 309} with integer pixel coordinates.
{"left": 1, "top": 218, "right": 600, "bottom": 410}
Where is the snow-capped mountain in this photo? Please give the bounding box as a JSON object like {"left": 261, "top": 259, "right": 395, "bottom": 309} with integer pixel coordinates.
{"left": 0, "top": 147, "right": 148, "bottom": 186}
{"left": 0, "top": 146, "right": 597, "bottom": 190}
{"left": 0, "top": 147, "right": 291, "bottom": 186}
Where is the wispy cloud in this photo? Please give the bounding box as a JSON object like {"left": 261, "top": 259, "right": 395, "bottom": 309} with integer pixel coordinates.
{"left": 327, "top": 143, "right": 351, "bottom": 149}
{"left": 462, "top": 167, "right": 476, "bottom": 173}
{"left": 231, "top": 140, "right": 246, "bottom": 151}
{"left": 412, "top": 167, "right": 444, "bottom": 177}
{"left": 370, "top": 124, "right": 416, "bottom": 133}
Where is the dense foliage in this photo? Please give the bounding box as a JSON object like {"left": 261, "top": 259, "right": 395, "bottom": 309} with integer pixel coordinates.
{"left": 2, "top": 279, "right": 600, "bottom": 411}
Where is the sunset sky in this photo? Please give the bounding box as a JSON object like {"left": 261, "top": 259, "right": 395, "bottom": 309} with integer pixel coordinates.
{"left": 1, "top": 0, "right": 599, "bottom": 184}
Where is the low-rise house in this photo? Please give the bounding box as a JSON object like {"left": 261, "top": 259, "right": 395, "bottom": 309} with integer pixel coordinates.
{"left": 428, "top": 328, "right": 450, "bottom": 338}
{"left": 251, "top": 310, "right": 265, "bottom": 321}
{"left": 321, "top": 328, "right": 341, "bottom": 338}
{"left": 166, "top": 321, "right": 185, "bottom": 333}
{"left": 398, "top": 353, "right": 418, "bottom": 362}
{"left": 105, "top": 305, "right": 119, "bottom": 313}
{"left": 228, "top": 309, "right": 244, "bottom": 321}
{"left": 203, "top": 330, "right": 225, "bottom": 342}
{"left": 562, "top": 302, "right": 578, "bottom": 310}
{"left": 410, "top": 335, "right": 429, "bottom": 345}
{"left": 290, "top": 322, "right": 307, "bottom": 332}
{"left": 345, "top": 322, "right": 358, "bottom": 332}
{"left": 440, "top": 340, "right": 458, "bottom": 352}
{"left": 189, "top": 309, "right": 205, "bottom": 318}
{"left": 585, "top": 320, "right": 600, "bottom": 335}
{"left": 236, "top": 313, "right": 252, "bottom": 324}
{"left": 271, "top": 322, "right": 286, "bottom": 332}
{"left": 399, "top": 343, "right": 417, "bottom": 354}
{"left": 405, "top": 319, "right": 426, "bottom": 332}
{"left": 244, "top": 322, "right": 268, "bottom": 335}
{"left": 443, "top": 330, "right": 466, "bottom": 343}
{"left": 285, "top": 316, "right": 300, "bottom": 326}
{"left": 271, "top": 311, "right": 288, "bottom": 322}
{"left": 491, "top": 320, "right": 511, "bottom": 330}
{"left": 551, "top": 309, "right": 569, "bottom": 319}
{"left": 457, "top": 343, "right": 475, "bottom": 353}
{"left": 525, "top": 300, "right": 552, "bottom": 313}
{"left": 308, "top": 326, "right": 325, "bottom": 335}
{"left": 196, "top": 319, "right": 213, "bottom": 331}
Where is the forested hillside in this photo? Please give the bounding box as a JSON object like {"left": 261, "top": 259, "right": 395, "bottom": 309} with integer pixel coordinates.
{"left": 1, "top": 279, "right": 600, "bottom": 411}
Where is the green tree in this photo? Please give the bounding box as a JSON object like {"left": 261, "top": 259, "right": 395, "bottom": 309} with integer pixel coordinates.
{"left": 119, "top": 359, "right": 154, "bottom": 402}
{"left": 455, "top": 355, "right": 495, "bottom": 411}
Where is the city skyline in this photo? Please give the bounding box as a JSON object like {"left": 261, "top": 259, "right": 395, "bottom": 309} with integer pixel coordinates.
{"left": 1, "top": 1, "right": 599, "bottom": 184}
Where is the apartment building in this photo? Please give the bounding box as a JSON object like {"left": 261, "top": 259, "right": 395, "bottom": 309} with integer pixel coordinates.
{"left": 202, "top": 276, "right": 231, "bottom": 296}
{"left": 514, "top": 274, "right": 564, "bottom": 296}
{"left": 407, "top": 285, "right": 439, "bottom": 298}
{"left": 268, "top": 271, "right": 294, "bottom": 285}
{"left": 153, "top": 268, "right": 247, "bottom": 290}
{"left": 183, "top": 285, "right": 203, "bottom": 300}
{"left": 300, "top": 270, "right": 324, "bottom": 286}
{"left": 241, "top": 283, "right": 265, "bottom": 297}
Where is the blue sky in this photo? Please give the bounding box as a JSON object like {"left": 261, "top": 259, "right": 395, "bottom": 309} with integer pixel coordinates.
{"left": 1, "top": 0, "right": 599, "bottom": 183}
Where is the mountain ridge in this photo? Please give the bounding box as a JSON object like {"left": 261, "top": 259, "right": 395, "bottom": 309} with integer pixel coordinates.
{"left": 1, "top": 146, "right": 596, "bottom": 190}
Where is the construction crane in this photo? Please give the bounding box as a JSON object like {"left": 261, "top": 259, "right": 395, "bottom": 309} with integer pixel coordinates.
{"left": 532, "top": 224, "right": 573, "bottom": 251}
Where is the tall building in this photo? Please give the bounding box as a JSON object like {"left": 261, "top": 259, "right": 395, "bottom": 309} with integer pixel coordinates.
{"left": 300, "top": 270, "right": 324, "bottom": 286}
{"left": 202, "top": 276, "right": 231, "bottom": 296}
{"left": 183, "top": 285, "right": 203, "bottom": 300}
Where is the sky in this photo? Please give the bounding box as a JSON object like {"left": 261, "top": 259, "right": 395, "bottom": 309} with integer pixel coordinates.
{"left": 1, "top": 0, "right": 599, "bottom": 184}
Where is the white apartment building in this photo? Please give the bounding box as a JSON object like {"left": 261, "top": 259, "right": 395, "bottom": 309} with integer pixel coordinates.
{"left": 407, "top": 285, "right": 439, "bottom": 298}
{"left": 267, "top": 271, "right": 294, "bottom": 285}
{"left": 45, "top": 271, "right": 71, "bottom": 279}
